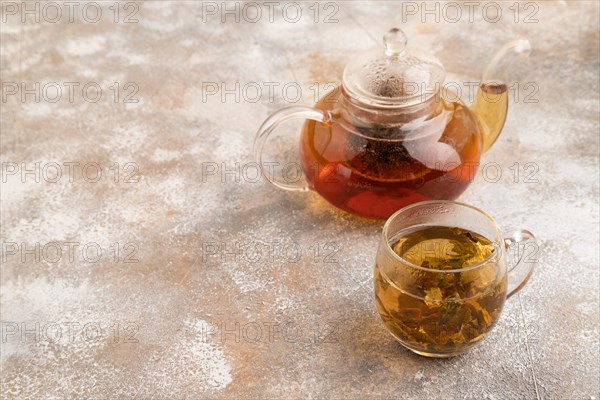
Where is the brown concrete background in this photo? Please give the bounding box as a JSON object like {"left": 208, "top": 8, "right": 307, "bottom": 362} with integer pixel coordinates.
{"left": 1, "top": 1, "right": 599, "bottom": 398}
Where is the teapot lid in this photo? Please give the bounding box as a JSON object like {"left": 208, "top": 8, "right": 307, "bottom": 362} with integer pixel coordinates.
{"left": 342, "top": 28, "right": 445, "bottom": 108}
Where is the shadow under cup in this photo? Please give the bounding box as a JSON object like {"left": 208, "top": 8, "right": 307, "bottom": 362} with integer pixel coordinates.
{"left": 374, "top": 201, "right": 536, "bottom": 358}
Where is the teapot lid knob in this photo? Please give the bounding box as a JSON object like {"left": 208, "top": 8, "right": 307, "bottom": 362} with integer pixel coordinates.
{"left": 383, "top": 28, "right": 407, "bottom": 56}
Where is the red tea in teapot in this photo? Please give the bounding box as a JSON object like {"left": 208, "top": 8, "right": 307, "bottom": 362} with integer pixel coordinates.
{"left": 300, "top": 86, "right": 506, "bottom": 219}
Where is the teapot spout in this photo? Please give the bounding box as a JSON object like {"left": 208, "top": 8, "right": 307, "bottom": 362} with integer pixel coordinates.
{"left": 472, "top": 39, "right": 532, "bottom": 153}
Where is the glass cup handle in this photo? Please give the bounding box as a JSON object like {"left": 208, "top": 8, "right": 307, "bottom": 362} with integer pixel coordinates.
{"left": 254, "top": 106, "right": 327, "bottom": 192}
{"left": 503, "top": 229, "right": 539, "bottom": 299}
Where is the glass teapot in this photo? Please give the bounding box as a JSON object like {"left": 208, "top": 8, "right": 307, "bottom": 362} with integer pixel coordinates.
{"left": 254, "top": 28, "right": 531, "bottom": 219}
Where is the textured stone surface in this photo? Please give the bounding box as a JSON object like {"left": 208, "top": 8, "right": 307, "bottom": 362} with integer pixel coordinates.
{"left": 1, "top": 1, "right": 598, "bottom": 398}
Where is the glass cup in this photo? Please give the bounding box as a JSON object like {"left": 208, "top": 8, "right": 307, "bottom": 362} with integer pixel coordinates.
{"left": 374, "top": 200, "right": 538, "bottom": 358}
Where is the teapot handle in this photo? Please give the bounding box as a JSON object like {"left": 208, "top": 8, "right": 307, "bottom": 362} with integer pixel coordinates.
{"left": 254, "top": 106, "right": 326, "bottom": 192}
